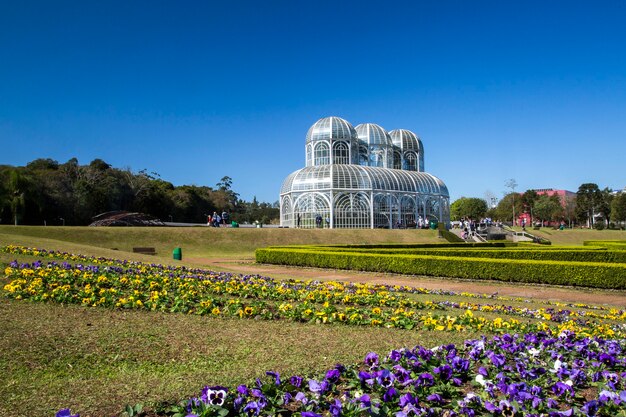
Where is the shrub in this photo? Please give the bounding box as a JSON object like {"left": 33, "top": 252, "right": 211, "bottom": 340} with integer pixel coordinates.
{"left": 256, "top": 247, "right": 626, "bottom": 290}
{"left": 584, "top": 240, "right": 626, "bottom": 249}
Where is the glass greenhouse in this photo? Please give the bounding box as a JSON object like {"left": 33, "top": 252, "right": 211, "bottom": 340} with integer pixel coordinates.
{"left": 280, "top": 116, "right": 450, "bottom": 229}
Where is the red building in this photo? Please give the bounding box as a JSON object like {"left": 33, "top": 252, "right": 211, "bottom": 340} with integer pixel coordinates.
{"left": 518, "top": 188, "right": 575, "bottom": 227}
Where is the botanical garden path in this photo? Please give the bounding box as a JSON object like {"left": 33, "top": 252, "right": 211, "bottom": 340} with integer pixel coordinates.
{"left": 187, "top": 257, "right": 626, "bottom": 308}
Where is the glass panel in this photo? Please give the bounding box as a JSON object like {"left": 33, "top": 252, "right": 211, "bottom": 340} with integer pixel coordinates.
{"left": 333, "top": 142, "right": 350, "bottom": 164}
{"left": 314, "top": 143, "right": 330, "bottom": 166}
{"left": 293, "top": 192, "right": 330, "bottom": 229}
{"left": 393, "top": 151, "right": 401, "bottom": 170}
{"left": 334, "top": 192, "right": 371, "bottom": 229}
{"left": 404, "top": 152, "right": 417, "bottom": 171}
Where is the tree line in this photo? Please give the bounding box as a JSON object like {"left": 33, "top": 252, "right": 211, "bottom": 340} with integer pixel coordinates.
{"left": 0, "top": 158, "right": 279, "bottom": 226}
{"left": 451, "top": 183, "right": 626, "bottom": 229}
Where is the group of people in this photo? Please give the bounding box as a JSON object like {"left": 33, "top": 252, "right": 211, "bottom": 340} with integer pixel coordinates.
{"left": 207, "top": 211, "right": 230, "bottom": 227}
{"left": 459, "top": 218, "right": 477, "bottom": 240}
{"left": 314, "top": 214, "right": 330, "bottom": 228}
{"left": 295, "top": 214, "right": 330, "bottom": 228}
{"left": 456, "top": 217, "right": 504, "bottom": 239}
{"left": 397, "top": 216, "right": 427, "bottom": 229}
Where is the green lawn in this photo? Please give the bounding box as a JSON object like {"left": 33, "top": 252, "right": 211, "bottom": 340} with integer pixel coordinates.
{"left": 0, "top": 225, "right": 442, "bottom": 261}
{"left": 513, "top": 226, "right": 626, "bottom": 246}
{"left": 1, "top": 296, "right": 476, "bottom": 417}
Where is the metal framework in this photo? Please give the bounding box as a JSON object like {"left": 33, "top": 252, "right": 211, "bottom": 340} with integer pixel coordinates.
{"left": 281, "top": 117, "right": 450, "bottom": 229}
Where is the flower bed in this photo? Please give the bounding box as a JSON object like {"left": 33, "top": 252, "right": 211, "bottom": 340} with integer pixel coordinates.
{"left": 2, "top": 248, "right": 624, "bottom": 338}
{"left": 161, "top": 331, "right": 626, "bottom": 416}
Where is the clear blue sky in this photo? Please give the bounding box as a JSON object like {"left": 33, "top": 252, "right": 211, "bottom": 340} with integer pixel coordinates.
{"left": 1, "top": 1, "right": 625, "bottom": 204}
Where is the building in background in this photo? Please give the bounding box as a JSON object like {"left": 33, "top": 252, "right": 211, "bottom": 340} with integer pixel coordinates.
{"left": 518, "top": 188, "right": 575, "bottom": 226}
{"left": 280, "top": 116, "right": 450, "bottom": 229}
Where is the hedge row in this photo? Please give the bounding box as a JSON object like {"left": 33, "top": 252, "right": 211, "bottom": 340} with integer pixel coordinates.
{"left": 255, "top": 248, "right": 626, "bottom": 290}
{"left": 294, "top": 242, "right": 514, "bottom": 249}
{"left": 584, "top": 240, "right": 626, "bottom": 249}
{"left": 275, "top": 246, "right": 626, "bottom": 264}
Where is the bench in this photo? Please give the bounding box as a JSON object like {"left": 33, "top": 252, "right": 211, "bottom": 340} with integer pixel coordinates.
{"left": 132, "top": 247, "right": 156, "bottom": 255}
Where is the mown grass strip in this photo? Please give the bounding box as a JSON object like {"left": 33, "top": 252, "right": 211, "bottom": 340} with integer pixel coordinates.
{"left": 283, "top": 247, "right": 626, "bottom": 263}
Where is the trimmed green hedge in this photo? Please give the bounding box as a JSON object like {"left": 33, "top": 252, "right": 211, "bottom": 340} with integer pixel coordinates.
{"left": 307, "top": 242, "right": 514, "bottom": 249}
{"left": 584, "top": 240, "right": 626, "bottom": 249}
{"left": 274, "top": 247, "right": 626, "bottom": 263}
{"left": 256, "top": 247, "right": 626, "bottom": 290}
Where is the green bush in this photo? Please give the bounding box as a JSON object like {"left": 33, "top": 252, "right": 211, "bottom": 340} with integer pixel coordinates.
{"left": 583, "top": 240, "right": 626, "bottom": 249}
{"left": 256, "top": 247, "right": 626, "bottom": 290}
{"left": 317, "top": 242, "right": 514, "bottom": 249}
{"left": 275, "top": 244, "right": 626, "bottom": 263}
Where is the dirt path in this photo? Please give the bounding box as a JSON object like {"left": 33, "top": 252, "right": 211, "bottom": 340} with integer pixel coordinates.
{"left": 186, "top": 257, "right": 626, "bottom": 307}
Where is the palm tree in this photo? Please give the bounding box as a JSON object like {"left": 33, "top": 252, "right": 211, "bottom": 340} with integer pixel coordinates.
{"left": 7, "top": 169, "right": 28, "bottom": 225}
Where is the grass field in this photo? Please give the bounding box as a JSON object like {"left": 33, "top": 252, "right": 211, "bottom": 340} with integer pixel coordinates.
{"left": 513, "top": 226, "right": 626, "bottom": 246}
{"left": 1, "top": 226, "right": 625, "bottom": 416}
{"left": 0, "top": 225, "right": 442, "bottom": 261}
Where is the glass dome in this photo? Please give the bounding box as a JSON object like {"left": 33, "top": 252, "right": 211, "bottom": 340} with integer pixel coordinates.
{"left": 355, "top": 123, "right": 394, "bottom": 168}
{"left": 355, "top": 123, "right": 392, "bottom": 146}
{"left": 305, "top": 116, "right": 359, "bottom": 167}
{"left": 389, "top": 129, "right": 425, "bottom": 172}
{"left": 389, "top": 129, "right": 421, "bottom": 151}
{"left": 306, "top": 116, "right": 358, "bottom": 144}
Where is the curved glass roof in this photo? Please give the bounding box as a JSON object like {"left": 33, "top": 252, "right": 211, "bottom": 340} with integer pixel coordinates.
{"left": 306, "top": 116, "right": 357, "bottom": 144}
{"left": 355, "top": 123, "right": 392, "bottom": 146}
{"left": 389, "top": 129, "right": 423, "bottom": 152}
{"left": 281, "top": 165, "right": 448, "bottom": 196}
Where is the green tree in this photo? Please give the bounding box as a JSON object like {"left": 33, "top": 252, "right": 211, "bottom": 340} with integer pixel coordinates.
{"left": 610, "top": 193, "right": 626, "bottom": 228}
{"left": 492, "top": 193, "right": 523, "bottom": 224}
{"left": 575, "top": 183, "right": 610, "bottom": 228}
{"left": 450, "top": 197, "right": 488, "bottom": 220}
{"left": 0, "top": 158, "right": 279, "bottom": 225}
{"left": 216, "top": 176, "right": 233, "bottom": 191}
{"left": 24, "top": 158, "right": 61, "bottom": 224}
{"left": 598, "top": 187, "right": 613, "bottom": 226}
{"left": 563, "top": 194, "right": 577, "bottom": 227}
{"left": 72, "top": 159, "right": 125, "bottom": 223}
{"left": 0, "top": 167, "right": 8, "bottom": 222}
{"left": 533, "top": 194, "right": 563, "bottom": 226}
{"left": 6, "top": 168, "right": 29, "bottom": 225}
{"left": 212, "top": 176, "right": 239, "bottom": 211}
{"left": 504, "top": 179, "right": 518, "bottom": 225}
{"left": 519, "top": 190, "right": 538, "bottom": 225}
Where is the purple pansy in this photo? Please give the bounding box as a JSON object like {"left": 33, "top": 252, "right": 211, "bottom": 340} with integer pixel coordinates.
{"left": 56, "top": 409, "right": 79, "bottom": 417}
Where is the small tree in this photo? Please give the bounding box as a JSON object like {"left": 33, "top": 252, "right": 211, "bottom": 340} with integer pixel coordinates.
{"left": 563, "top": 194, "right": 577, "bottom": 227}
{"left": 504, "top": 179, "right": 518, "bottom": 225}
{"left": 576, "top": 183, "right": 603, "bottom": 228}
{"left": 7, "top": 169, "right": 29, "bottom": 225}
{"left": 450, "top": 197, "right": 488, "bottom": 221}
{"left": 611, "top": 193, "right": 626, "bottom": 229}
{"left": 520, "top": 190, "right": 539, "bottom": 225}
{"left": 533, "top": 195, "right": 562, "bottom": 226}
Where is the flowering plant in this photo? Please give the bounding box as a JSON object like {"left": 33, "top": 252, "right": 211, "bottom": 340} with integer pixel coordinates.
{"left": 168, "top": 331, "right": 626, "bottom": 416}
